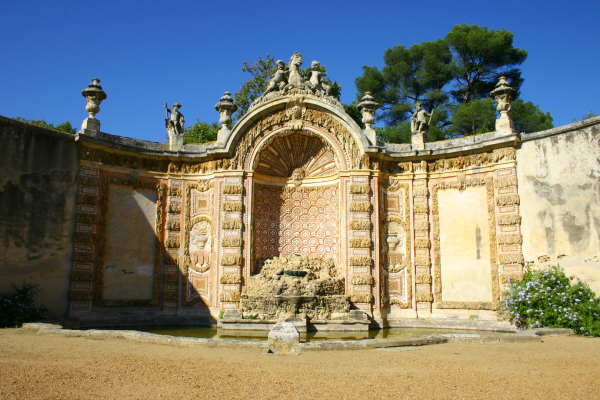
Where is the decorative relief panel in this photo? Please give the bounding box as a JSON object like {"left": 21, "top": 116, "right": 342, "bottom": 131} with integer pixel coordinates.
{"left": 379, "top": 180, "right": 412, "bottom": 308}
{"left": 254, "top": 133, "right": 338, "bottom": 178}
{"left": 182, "top": 179, "right": 214, "bottom": 307}
{"left": 254, "top": 184, "right": 339, "bottom": 262}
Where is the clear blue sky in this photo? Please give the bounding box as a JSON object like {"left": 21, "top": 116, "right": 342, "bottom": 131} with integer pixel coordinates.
{"left": 1, "top": 0, "right": 598, "bottom": 143}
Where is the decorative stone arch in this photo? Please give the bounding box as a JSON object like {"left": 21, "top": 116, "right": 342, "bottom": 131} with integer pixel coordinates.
{"left": 222, "top": 94, "right": 376, "bottom": 170}
{"left": 246, "top": 125, "right": 348, "bottom": 173}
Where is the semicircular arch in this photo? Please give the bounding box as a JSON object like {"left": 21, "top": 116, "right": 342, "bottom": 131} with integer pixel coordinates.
{"left": 226, "top": 95, "right": 372, "bottom": 170}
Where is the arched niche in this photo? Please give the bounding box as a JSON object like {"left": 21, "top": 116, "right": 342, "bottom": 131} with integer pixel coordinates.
{"left": 250, "top": 127, "right": 341, "bottom": 267}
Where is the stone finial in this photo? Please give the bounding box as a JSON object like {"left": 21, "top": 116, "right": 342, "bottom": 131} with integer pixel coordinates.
{"left": 358, "top": 92, "right": 379, "bottom": 145}
{"left": 490, "top": 76, "right": 517, "bottom": 133}
{"left": 80, "top": 78, "right": 107, "bottom": 133}
{"left": 214, "top": 92, "right": 238, "bottom": 148}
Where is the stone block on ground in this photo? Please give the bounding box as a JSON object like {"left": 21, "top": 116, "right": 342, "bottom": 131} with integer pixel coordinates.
{"left": 267, "top": 321, "right": 300, "bottom": 355}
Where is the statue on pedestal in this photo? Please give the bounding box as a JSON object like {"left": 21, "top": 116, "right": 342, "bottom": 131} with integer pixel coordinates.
{"left": 410, "top": 103, "right": 432, "bottom": 134}
{"left": 165, "top": 102, "right": 185, "bottom": 136}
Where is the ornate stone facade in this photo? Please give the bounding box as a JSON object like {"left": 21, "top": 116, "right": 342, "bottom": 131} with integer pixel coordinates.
{"left": 65, "top": 65, "right": 530, "bottom": 329}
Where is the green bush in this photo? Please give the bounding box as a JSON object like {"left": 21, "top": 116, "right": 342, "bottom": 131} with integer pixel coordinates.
{"left": 500, "top": 265, "right": 600, "bottom": 336}
{"left": 0, "top": 283, "right": 48, "bottom": 328}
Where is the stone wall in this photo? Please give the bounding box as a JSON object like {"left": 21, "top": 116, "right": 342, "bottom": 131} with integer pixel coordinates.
{"left": 0, "top": 116, "right": 79, "bottom": 318}
{"left": 517, "top": 117, "right": 600, "bottom": 293}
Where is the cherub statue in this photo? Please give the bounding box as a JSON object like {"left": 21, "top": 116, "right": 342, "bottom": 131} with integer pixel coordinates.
{"left": 410, "top": 103, "right": 432, "bottom": 133}
{"left": 263, "top": 60, "right": 288, "bottom": 95}
{"left": 305, "top": 61, "right": 330, "bottom": 96}
{"left": 165, "top": 102, "right": 185, "bottom": 136}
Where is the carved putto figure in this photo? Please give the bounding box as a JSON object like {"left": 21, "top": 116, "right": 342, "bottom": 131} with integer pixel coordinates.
{"left": 410, "top": 103, "right": 432, "bottom": 133}
{"left": 305, "top": 61, "right": 330, "bottom": 96}
{"left": 165, "top": 102, "right": 185, "bottom": 136}
{"left": 263, "top": 60, "right": 288, "bottom": 96}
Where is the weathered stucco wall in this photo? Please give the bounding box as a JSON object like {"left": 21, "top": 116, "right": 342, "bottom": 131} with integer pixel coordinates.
{"left": 438, "top": 186, "right": 492, "bottom": 302}
{"left": 0, "top": 117, "right": 79, "bottom": 318}
{"left": 102, "top": 184, "right": 158, "bottom": 300}
{"left": 517, "top": 118, "right": 600, "bottom": 293}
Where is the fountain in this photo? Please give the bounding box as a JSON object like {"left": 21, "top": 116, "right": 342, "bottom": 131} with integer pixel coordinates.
{"left": 221, "top": 256, "right": 369, "bottom": 332}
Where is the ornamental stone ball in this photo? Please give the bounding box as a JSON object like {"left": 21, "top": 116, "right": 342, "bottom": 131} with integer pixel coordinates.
{"left": 81, "top": 78, "right": 107, "bottom": 119}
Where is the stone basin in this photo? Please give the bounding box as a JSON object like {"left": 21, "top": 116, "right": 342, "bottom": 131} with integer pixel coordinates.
{"left": 283, "top": 270, "right": 308, "bottom": 277}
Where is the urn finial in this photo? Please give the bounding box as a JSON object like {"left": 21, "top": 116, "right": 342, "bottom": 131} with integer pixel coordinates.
{"left": 358, "top": 92, "right": 379, "bottom": 145}
{"left": 490, "top": 76, "right": 517, "bottom": 133}
{"left": 81, "top": 78, "right": 107, "bottom": 119}
{"left": 79, "top": 78, "right": 107, "bottom": 133}
{"left": 214, "top": 91, "right": 238, "bottom": 148}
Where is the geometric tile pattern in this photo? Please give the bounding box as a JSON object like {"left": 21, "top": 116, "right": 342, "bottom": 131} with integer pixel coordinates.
{"left": 254, "top": 184, "right": 338, "bottom": 262}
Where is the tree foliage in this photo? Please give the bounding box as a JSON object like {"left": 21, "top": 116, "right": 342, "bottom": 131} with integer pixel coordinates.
{"left": 510, "top": 99, "right": 554, "bottom": 133}
{"left": 233, "top": 54, "right": 279, "bottom": 119}
{"left": 355, "top": 39, "right": 453, "bottom": 126}
{"left": 14, "top": 116, "right": 76, "bottom": 134}
{"left": 355, "top": 24, "right": 549, "bottom": 143}
{"left": 572, "top": 111, "right": 598, "bottom": 123}
{"left": 183, "top": 119, "right": 219, "bottom": 144}
{"left": 449, "top": 98, "right": 496, "bottom": 137}
{"left": 446, "top": 24, "right": 527, "bottom": 102}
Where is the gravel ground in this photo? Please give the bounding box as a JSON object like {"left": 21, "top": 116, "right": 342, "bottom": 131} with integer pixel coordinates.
{"left": 0, "top": 328, "right": 599, "bottom": 399}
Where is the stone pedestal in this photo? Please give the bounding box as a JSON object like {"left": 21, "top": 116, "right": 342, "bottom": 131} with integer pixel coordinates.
{"left": 412, "top": 132, "right": 426, "bottom": 151}
{"left": 364, "top": 127, "right": 377, "bottom": 146}
{"left": 267, "top": 321, "right": 300, "bottom": 355}
{"left": 169, "top": 133, "right": 183, "bottom": 151}
{"left": 80, "top": 117, "right": 100, "bottom": 133}
{"left": 495, "top": 114, "right": 516, "bottom": 134}
{"left": 215, "top": 128, "right": 231, "bottom": 149}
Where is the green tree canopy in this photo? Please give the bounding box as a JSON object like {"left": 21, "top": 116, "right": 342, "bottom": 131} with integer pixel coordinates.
{"left": 355, "top": 24, "right": 550, "bottom": 143}
{"left": 13, "top": 116, "right": 76, "bottom": 134}
{"left": 509, "top": 99, "right": 553, "bottom": 133}
{"left": 446, "top": 24, "right": 527, "bottom": 102}
{"left": 183, "top": 120, "right": 219, "bottom": 144}
{"left": 355, "top": 39, "right": 453, "bottom": 126}
{"left": 449, "top": 98, "right": 496, "bottom": 137}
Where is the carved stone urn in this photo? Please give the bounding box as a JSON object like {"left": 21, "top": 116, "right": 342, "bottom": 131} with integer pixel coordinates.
{"left": 196, "top": 230, "right": 208, "bottom": 250}
{"left": 214, "top": 92, "right": 238, "bottom": 148}
{"left": 358, "top": 92, "right": 379, "bottom": 145}
{"left": 387, "top": 231, "right": 400, "bottom": 252}
{"left": 81, "top": 78, "right": 107, "bottom": 119}
{"left": 490, "top": 76, "right": 516, "bottom": 133}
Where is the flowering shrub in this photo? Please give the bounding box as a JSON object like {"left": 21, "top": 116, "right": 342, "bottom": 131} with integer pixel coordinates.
{"left": 0, "top": 283, "right": 48, "bottom": 328}
{"left": 500, "top": 265, "right": 600, "bottom": 336}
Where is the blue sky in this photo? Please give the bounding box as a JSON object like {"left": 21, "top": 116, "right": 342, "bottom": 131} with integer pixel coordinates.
{"left": 1, "top": 0, "right": 598, "bottom": 143}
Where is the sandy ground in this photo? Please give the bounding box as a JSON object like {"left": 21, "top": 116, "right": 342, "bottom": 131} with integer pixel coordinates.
{"left": 0, "top": 328, "right": 599, "bottom": 399}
